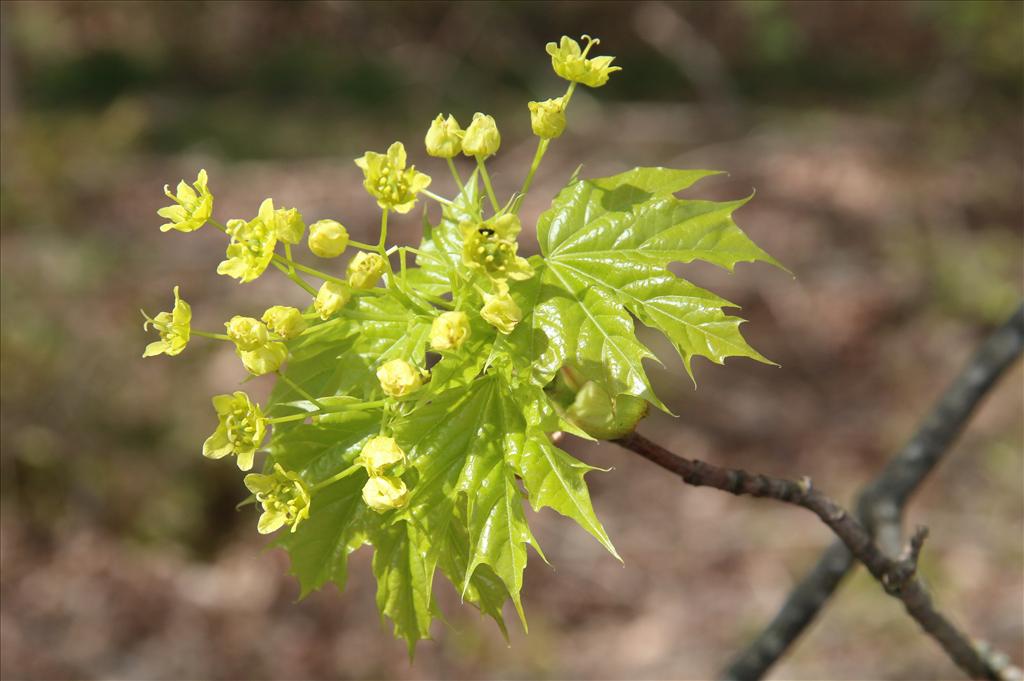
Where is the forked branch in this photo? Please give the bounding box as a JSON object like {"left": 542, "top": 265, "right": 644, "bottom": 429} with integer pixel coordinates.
{"left": 721, "top": 304, "right": 1023, "bottom": 680}
{"left": 613, "top": 431, "right": 999, "bottom": 680}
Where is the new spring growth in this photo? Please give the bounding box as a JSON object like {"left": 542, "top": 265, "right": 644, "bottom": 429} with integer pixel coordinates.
{"left": 377, "top": 358, "right": 427, "bottom": 397}
{"left": 430, "top": 311, "right": 471, "bottom": 352}
{"left": 141, "top": 286, "right": 191, "bottom": 357}
{"left": 460, "top": 213, "right": 534, "bottom": 282}
{"left": 347, "top": 252, "right": 387, "bottom": 289}
{"left": 462, "top": 113, "right": 501, "bottom": 158}
{"left": 244, "top": 463, "right": 311, "bottom": 534}
{"left": 225, "top": 316, "right": 269, "bottom": 352}
{"left": 315, "top": 281, "right": 352, "bottom": 320}
{"left": 158, "top": 169, "right": 213, "bottom": 233}
{"left": 425, "top": 114, "right": 463, "bottom": 158}
{"left": 262, "top": 305, "right": 307, "bottom": 339}
{"left": 355, "top": 141, "right": 431, "bottom": 214}
{"left": 203, "top": 391, "right": 266, "bottom": 471}
{"left": 528, "top": 97, "right": 567, "bottom": 139}
{"left": 357, "top": 436, "right": 407, "bottom": 476}
{"left": 362, "top": 475, "right": 410, "bottom": 513}
{"left": 308, "top": 219, "right": 350, "bottom": 258}
{"left": 481, "top": 281, "right": 522, "bottom": 334}
{"left": 546, "top": 35, "right": 622, "bottom": 88}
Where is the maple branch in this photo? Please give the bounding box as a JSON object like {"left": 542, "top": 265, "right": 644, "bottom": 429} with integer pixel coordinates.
{"left": 613, "top": 431, "right": 999, "bottom": 680}
{"left": 722, "top": 303, "right": 1024, "bottom": 680}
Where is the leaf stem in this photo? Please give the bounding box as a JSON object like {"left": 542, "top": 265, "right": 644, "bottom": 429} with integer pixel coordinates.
{"left": 476, "top": 156, "right": 501, "bottom": 213}
{"left": 192, "top": 330, "right": 232, "bottom": 341}
{"left": 271, "top": 259, "right": 318, "bottom": 295}
{"left": 311, "top": 463, "right": 363, "bottom": 492}
{"left": 446, "top": 157, "right": 465, "bottom": 194}
{"left": 421, "top": 189, "right": 453, "bottom": 206}
{"left": 272, "top": 254, "right": 345, "bottom": 286}
{"left": 514, "top": 138, "right": 550, "bottom": 213}
{"left": 275, "top": 372, "right": 326, "bottom": 410}
{"left": 265, "top": 412, "right": 314, "bottom": 425}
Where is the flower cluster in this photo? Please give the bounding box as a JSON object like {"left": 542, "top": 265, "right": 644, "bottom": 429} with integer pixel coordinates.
{"left": 141, "top": 34, "right": 622, "bottom": 537}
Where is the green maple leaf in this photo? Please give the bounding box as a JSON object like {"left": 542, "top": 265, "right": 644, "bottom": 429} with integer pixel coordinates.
{"left": 529, "top": 167, "right": 782, "bottom": 394}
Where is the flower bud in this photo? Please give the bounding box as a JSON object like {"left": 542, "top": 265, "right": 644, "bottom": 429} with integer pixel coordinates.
{"left": 314, "top": 281, "right": 352, "bottom": 320}
{"left": 347, "top": 252, "right": 387, "bottom": 289}
{"left": 238, "top": 341, "right": 287, "bottom": 376}
{"left": 425, "top": 114, "right": 463, "bottom": 158}
{"left": 307, "top": 219, "right": 349, "bottom": 258}
{"left": 358, "top": 436, "right": 406, "bottom": 476}
{"left": 528, "top": 97, "right": 567, "bottom": 139}
{"left": 376, "top": 358, "right": 426, "bottom": 397}
{"left": 362, "top": 475, "right": 409, "bottom": 513}
{"left": 261, "top": 305, "right": 307, "bottom": 339}
{"left": 430, "top": 311, "right": 471, "bottom": 352}
{"left": 481, "top": 282, "right": 522, "bottom": 334}
{"left": 225, "top": 315, "right": 269, "bottom": 352}
{"left": 461, "top": 113, "right": 501, "bottom": 157}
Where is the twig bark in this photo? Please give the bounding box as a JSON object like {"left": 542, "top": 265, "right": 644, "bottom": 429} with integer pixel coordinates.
{"left": 722, "top": 304, "right": 1024, "bottom": 680}
{"left": 613, "top": 431, "right": 998, "bottom": 680}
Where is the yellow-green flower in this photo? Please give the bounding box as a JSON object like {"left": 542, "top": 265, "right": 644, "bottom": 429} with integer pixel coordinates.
{"left": 225, "top": 315, "right": 269, "bottom": 352}
{"left": 528, "top": 97, "right": 567, "bottom": 139}
{"left": 307, "top": 219, "right": 349, "bottom": 258}
{"left": 546, "top": 35, "right": 621, "bottom": 88}
{"left": 314, "top": 281, "right": 352, "bottom": 320}
{"left": 262, "top": 305, "right": 307, "bottom": 339}
{"left": 481, "top": 281, "right": 522, "bottom": 334}
{"left": 425, "top": 114, "right": 463, "bottom": 158}
{"left": 377, "top": 358, "right": 426, "bottom": 397}
{"left": 430, "top": 311, "right": 471, "bottom": 352}
{"left": 141, "top": 286, "right": 191, "bottom": 357}
{"left": 461, "top": 113, "right": 501, "bottom": 157}
{"left": 244, "top": 463, "right": 311, "bottom": 534}
{"left": 238, "top": 341, "right": 288, "bottom": 376}
{"left": 354, "top": 141, "right": 431, "bottom": 214}
{"left": 347, "top": 251, "right": 387, "bottom": 290}
{"left": 257, "top": 197, "right": 306, "bottom": 244}
{"left": 362, "top": 475, "right": 409, "bottom": 513}
{"left": 460, "top": 214, "right": 534, "bottom": 282}
{"left": 158, "top": 169, "right": 213, "bottom": 233}
{"left": 203, "top": 391, "right": 266, "bottom": 471}
{"left": 357, "top": 436, "right": 406, "bottom": 476}
{"left": 217, "top": 216, "right": 276, "bottom": 283}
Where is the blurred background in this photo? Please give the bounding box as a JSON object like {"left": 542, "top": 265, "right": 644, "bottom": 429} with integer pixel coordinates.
{"left": 1, "top": 1, "right": 1021, "bottom": 679}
